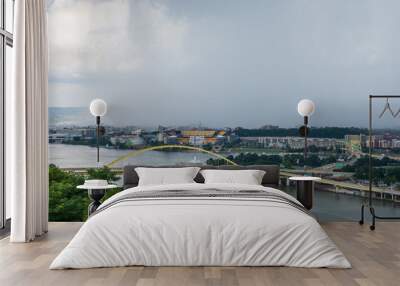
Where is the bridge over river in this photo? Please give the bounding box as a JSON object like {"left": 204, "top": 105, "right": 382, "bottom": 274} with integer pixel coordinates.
{"left": 280, "top": 170, "right": 400, "bottom": 203}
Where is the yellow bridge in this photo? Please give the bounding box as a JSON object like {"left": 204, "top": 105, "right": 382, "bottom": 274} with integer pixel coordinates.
{"left": 105, "top": 144, "right": 238, "bottom": 167}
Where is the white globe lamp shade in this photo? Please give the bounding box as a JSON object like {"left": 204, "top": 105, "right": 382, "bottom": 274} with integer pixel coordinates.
{"left": 297, "top": 99, "right": 315, "bottom": 117}
{"left": 90, "top": 99, "right": 107, "bottom": 117}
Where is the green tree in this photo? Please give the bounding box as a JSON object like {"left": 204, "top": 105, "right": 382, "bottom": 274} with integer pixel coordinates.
{"left": 87, "top": 166, "right": 119, "bottom": 182}
{"left": 49, "top": 165, "right": 121, "bottom": 222}
{"left": 236, "top": 126, "right": 368, "bottom": 139}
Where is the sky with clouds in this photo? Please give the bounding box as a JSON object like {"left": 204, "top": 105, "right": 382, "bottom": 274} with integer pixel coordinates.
{"left": 47, "top": 0, "right": 400, "bottom": 128}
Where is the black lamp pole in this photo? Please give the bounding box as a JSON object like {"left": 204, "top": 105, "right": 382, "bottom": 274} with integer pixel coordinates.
{"left": 304, "top": 115, "right": 308, "bottom": 168}
{"left": 96, "top": 116, "right": 100, "bottom": 164}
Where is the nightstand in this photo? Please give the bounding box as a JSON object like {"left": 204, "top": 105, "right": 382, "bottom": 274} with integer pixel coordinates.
{"left": 288, "top": 176, "right": 321, "bottom": 210}
{"left": 77, "top": 184, "right": 118, "bottom": 215}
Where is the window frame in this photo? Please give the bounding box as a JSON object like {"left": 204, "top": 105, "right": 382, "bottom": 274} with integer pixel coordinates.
{"left": 0, "top": 0, "right": 13, "bottom": 231}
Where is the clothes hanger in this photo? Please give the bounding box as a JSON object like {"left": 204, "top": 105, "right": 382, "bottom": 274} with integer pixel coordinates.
{"left": 379, "top": 98, "right": 396, "bottom": 118}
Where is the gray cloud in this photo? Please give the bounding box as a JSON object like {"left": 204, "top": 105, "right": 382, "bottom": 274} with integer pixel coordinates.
{"left": 48, "top": 0, "right": 400, "bottom": 128}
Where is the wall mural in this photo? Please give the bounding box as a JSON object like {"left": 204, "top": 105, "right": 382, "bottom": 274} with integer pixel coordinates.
{"left": 47, "top": 0, "right": 400, "bottom": 221}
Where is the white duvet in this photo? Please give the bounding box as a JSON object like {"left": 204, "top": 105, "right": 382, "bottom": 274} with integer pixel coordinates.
{"left": 50, "top": 183, "right": 351, "bottom": 269}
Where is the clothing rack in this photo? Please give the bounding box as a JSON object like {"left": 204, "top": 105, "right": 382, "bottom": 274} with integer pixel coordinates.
{"left": 359, "top": 95, "right": 400, "bottom": 230}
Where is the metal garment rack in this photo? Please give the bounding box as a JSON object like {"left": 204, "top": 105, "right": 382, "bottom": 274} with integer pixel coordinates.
{"left": 359, "top": 95, "right": 400, "bottom": 230}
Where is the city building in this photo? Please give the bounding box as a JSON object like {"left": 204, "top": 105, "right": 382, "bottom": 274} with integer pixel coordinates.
{"left": 179, "top": 130, "right": 226, "bottom": 146}
{"left": 241, "top": 136, "right": 343, "bottom": 150}
{"left": 110, "top": 135, "right": 145, "bottom": 148}
{"left": 345, "top": 135, "right": 362, "bottom": 153}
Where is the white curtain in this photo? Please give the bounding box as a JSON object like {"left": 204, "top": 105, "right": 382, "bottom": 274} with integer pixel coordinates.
{"left": 8, "top": 0, "right": 48, "bottom": 242}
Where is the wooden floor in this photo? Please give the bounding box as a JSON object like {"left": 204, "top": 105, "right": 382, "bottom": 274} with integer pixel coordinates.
{"left": 0, "top": 222, "right": 399, "bottom": 286}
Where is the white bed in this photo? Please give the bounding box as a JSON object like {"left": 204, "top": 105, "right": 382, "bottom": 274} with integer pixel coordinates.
{"left": 50, "top": 183, "right": 351, "bottom": 269}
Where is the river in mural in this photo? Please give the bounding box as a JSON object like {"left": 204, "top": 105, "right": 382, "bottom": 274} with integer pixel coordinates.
{"left": 49, "top": 144, "right": 213, "bottom": 168}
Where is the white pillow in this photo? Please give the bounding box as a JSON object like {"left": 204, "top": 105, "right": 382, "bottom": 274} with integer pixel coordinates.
{"left": 135, "top": 167, "right": 200, "bottom": 186}
{"left": 200, "top": 169, "right": 266, "bottom": 185}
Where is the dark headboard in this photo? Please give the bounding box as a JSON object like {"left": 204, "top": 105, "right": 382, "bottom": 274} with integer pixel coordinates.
{"left": 123, "top": 164, "right": 280, "bottom": 189}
